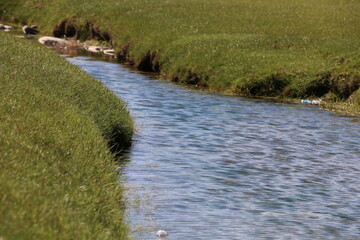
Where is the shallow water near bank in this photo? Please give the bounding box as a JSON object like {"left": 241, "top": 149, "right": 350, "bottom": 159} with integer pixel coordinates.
{"left": 65, "top": 55, "right": 360, "bottom": 240}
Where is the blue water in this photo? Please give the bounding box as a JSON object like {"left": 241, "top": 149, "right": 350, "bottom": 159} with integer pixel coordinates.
{"left": 66, "top": 56, "right": 360, "bottom": 240}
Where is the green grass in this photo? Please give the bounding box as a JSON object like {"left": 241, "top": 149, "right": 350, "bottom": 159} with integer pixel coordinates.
{"left": 0, "top": 32, "right": 134, "bottom": 239}
{"left": 0, "top": 1, "right": 359, "bottom": 238}
{"left": 1, "top": 0, "right": 360, "bottom": 114}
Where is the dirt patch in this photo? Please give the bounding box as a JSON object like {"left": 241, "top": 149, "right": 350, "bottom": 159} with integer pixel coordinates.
{"left": 303, "top": 72, "right": 331, "bottom": 98}
{"left": 137, "top": 51, "right": 161, "bottom": 73}
{"left": 117, "top": 43, "right": 131, "bottom": 62}
{"left": 170, "top": 69, "right": 209, "bottom": 88}
{"left": 53, "top": 19, "right": 111, "bottom": 43}
{"left": 304, "top": 72, "right": 360, "bottom": 100}
{"left": 237, "top": 73, "right": 290, "bottom": 97}
{"left": 53, "top": 19, "right": 77, "bottom": 38}
{"left": 329, "top": 74, "right": 360, "bottom": 100}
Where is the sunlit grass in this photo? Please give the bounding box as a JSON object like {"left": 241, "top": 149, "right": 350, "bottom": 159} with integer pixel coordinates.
{"left": 0, "top": 32, "right": 133, "bottom": 239}
{"left": 1, "top": 0, "right": 360, "bottom": 100}
{"left": 1, "top": 0, "right": 359, "bottom": 110}
{"left": 0, "top": 0, "right": 359, "bottom": 237}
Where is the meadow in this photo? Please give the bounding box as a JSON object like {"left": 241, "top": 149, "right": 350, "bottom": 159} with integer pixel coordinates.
{"left": 0, "top": 0, "right": 359, "bottom": 238}
{"left": 0, "top": 32, "right": 133, "bottom": 239}
{"left": 1, "top": 0, "right": 360, "bottom": 114}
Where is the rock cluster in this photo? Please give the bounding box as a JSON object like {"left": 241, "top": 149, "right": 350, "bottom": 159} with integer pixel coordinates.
{"left": 84, "top": 45, "right": 116, "bottom": 56}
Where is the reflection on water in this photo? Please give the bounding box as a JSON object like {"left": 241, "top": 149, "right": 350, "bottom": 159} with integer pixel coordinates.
{"left": 66, "top": 56, "right": 360, "bottom": 240}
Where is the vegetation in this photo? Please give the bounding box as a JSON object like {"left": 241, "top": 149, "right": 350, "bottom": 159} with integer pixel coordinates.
{"left": 0, "top": 32, "right": 133, "bottom": 239}
{"left": 1, "top": 0, "right": 359, "bottom": 114}
{"left": 0, "top": 0, "right": 359, "bottom": 238}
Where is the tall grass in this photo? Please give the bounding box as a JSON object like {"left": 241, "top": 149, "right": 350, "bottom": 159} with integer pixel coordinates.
{"left": 1, "top": 0, "right": 360, "bottom": 106}
{"left": 0, "top": 32, "right": 133, "bottom": 239}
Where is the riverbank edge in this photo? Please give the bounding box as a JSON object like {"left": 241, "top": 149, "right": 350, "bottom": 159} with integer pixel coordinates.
{"left": 121, "top": 43, "right": 360, "bottom": 116}
{"left": 49, "top": 18, "right": 360, "bottom": 116}
{"left": 2, "top": 9, "right": 360, "bottom": 116}
{"left": 0, "top": 32, "right": 134, "bottom": 239}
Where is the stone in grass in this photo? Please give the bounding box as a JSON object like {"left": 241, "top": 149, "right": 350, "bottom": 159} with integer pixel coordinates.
{"left": 38, "top": 36, "right": 67, "bottom": 47}
{"left": 103, "top": 48, "right": 116, "bottom": 56}
{"left": 84, "top": 45, "right": 103, "bottom": 53}
{"left": 0, "top": 24, "right": 12, "bottom": 32}
{"left": 22, "top": 25, "right": 39, "bottom": 35}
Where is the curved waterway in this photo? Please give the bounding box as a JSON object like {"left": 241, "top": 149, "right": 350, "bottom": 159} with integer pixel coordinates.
{"left": 66, "top": 56, "right": 360, "bottom": 240}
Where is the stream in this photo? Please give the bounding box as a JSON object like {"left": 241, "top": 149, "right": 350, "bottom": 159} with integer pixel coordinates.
{"left": 65, "top": 55, "right": 360, "bottom": 240}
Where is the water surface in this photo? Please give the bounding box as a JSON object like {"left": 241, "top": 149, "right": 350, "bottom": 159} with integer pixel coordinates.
{"left": 66, "top": 56, "right": 360, "bottom": 240}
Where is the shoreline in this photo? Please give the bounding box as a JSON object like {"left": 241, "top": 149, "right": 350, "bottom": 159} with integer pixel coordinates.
{"left": 0, "top": 31, "right": 134, "bottom": 239}
{"left": 3, "top": 21, "right": 358, "bottom": 116}
{"left": 1, "top": 1, "right": 359, "bottom": 116}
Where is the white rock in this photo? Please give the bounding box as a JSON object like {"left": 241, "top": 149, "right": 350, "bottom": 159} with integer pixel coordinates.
{"left": 0, "top": 24, "right": 12, "bottom": 31}
{"left": 103, "top": 48, "right": 116, "bottom": 56}
{"left": 38, "top": 36, "right": 66, "bottom": 46}
{"left": 156, "top": 230, "right": 168, "bottom": 238}
{"left": 311, "top": 100, "right": 321, "bottom": 105}
{"left": 84, "top": 45, "right": 102, "bottom": 53}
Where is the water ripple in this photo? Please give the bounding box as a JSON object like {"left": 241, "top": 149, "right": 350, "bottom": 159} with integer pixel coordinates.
{"left": 67, "top": 56, "right": 360, "bottom": 240}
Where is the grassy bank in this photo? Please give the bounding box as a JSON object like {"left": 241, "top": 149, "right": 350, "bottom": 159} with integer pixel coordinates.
{"left": 1, "top": 0, "right": 360, "bottom": 113}
{"left": 1, "top": 0, "right": 360, "bottom": 114}
{"left": 0, "top": 32, "right": 133, "bottom": 239}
